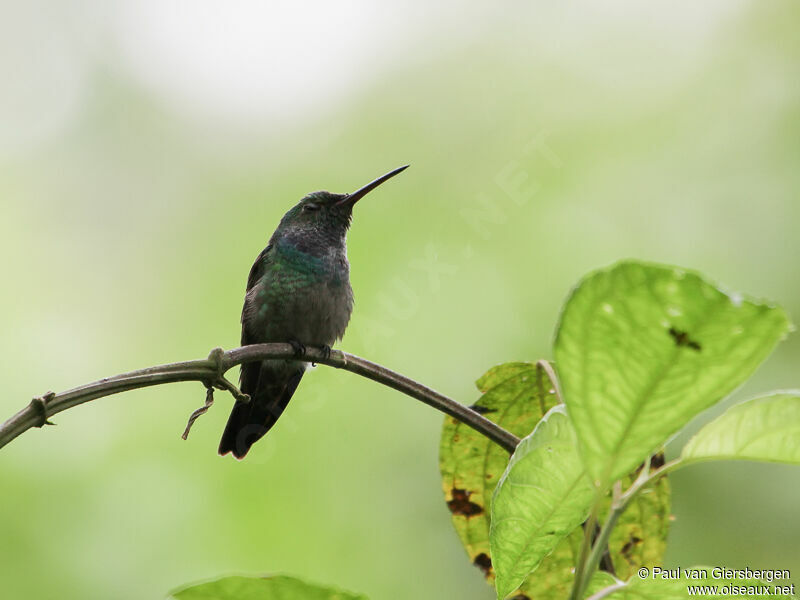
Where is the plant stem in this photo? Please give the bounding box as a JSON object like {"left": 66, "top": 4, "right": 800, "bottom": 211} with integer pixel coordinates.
{"left": 579, "top": 501, "right": 624, "bottom": 596}
{"left": 0, "top": 343, "right": 521, "bottom": 453}
{"left": 570, "top": 458, "right": 684, "bottom": 599}
{"left": 569, "top": 500, "right": 600, "bottom": 600}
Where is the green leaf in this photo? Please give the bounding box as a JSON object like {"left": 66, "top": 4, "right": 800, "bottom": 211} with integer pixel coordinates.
{"left": 440, "top": 362, "right": 672, "bottom": 599}
{"left": 682, "top": 392, "right": 800, "bottom": 464}
{"left": 490, "top": 405, "right": 596, "bottom": 599}
{"left": 554, "top": 260, "right": 791, "bottom": 485}
{"left": 170, "top": 575, "right": 368, "bottom": 600}
{"left": 601, "top": 566, "right": 796, "bottom": 599}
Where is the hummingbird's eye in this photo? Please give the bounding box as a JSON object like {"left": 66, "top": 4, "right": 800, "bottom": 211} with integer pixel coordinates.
{"left": 302, "top": 203, "right": 320, "bottom": 212}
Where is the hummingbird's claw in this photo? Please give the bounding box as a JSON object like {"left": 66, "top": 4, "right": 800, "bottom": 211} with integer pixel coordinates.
{"left": 288, "top": 339, "right": 307, "bottom": 358}
{"left": 320, "top": 345, "right": 332, "bottom": 360}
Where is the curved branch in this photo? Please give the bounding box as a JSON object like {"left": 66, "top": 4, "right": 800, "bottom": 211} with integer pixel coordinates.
{"left": 0, "top": 344, "right": 521, "bottom": 453}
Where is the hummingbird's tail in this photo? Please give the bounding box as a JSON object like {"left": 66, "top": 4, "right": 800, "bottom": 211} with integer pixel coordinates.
{"left": 218, "top": 362, "right": 304, "bottom": 459}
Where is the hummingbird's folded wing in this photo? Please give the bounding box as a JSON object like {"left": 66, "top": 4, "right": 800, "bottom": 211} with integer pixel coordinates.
{"left": 244, "top": 243, "right": 273, "bottom": 295}
{"left": 238, "top": 243, "right": 274, "bottom": 390}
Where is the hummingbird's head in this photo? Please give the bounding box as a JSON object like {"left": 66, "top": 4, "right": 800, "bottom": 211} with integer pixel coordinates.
{"left": 273, "top": 166, "right": 408, "bottom": 250}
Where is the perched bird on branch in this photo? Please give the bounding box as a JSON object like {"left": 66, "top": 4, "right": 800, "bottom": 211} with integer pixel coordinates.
{"left": 219, "top": 166, "right": 408, "bottom": 458}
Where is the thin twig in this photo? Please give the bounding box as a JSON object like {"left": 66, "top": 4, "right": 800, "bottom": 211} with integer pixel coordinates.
{"left": 182, "top": 386, "right": 216, "bottom": 440}
{"left": 536, "top": 359, "right": 562, "bottom": 403}
{"left": 0, "top": 344, "right": 521, "bottom": 453}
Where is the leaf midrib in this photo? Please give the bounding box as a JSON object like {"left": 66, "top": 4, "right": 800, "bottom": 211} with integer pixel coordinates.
{"left": 494, "top": 463, "right": 589, "bottom": 593}
{"left": 598, "top": 282, "right": 730, "bottom": 483}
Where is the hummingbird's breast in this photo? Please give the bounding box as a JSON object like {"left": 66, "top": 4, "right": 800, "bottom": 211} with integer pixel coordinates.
{"left": 244, "top": 243, "right": 354, "bottom": 347}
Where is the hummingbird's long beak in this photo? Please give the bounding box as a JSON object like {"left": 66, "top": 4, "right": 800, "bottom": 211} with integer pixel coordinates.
{"left": 337, "top": 165, "right": 409, "bottom": 206}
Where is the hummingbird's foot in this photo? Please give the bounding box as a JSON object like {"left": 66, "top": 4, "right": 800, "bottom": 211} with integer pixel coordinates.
{"left": 29, "top": 391, "right": 56, "bottom": 427}
{"left": 288, "top": 339, "right": 307, "bottom": 358}
{"left": 320, "top": 345, "right": 332, "bottom": 360}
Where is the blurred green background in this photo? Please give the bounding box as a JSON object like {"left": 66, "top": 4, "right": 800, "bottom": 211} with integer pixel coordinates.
{"left": 2, "top": 1, "right": 799, "bottom": 599}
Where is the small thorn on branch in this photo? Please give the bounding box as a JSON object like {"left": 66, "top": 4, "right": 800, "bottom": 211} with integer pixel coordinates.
{"left": 30, "top": 391, "right": 56, "bottom": 427}
{"left": 182, "top": 385, "right": 215, "bottom": 440}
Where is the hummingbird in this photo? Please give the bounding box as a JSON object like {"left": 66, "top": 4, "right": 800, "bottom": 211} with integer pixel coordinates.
{"left": 219, "top": 165, "right": 409, "bottom": 458}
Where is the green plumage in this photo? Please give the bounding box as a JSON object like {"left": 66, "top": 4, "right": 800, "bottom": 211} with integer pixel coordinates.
{"left": 219, "top": 166, "right": 408, "bottom": 459}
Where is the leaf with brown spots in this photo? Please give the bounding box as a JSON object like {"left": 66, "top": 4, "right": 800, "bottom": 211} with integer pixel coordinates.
{"left": 439, "top": 362, "right": 561, "bottom": 592}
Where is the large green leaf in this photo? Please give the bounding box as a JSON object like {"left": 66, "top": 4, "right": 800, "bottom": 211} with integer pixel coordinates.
{"left": 490, "top": 405, "right": 596, "bottom": 599}
{"left": 600, "top": 566, "right": 796, "bottom": 599}
{"left": 554, "top": 260, "right": 790, "bottom": 485}
{"left": 170, "top": 575, "right": 368, "bottom": 600}
{"left": 440, "top": 362, "right": 671, "bottom": 599}
{"left": 682, "top": 392, "right": 800, "bottom": 464}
